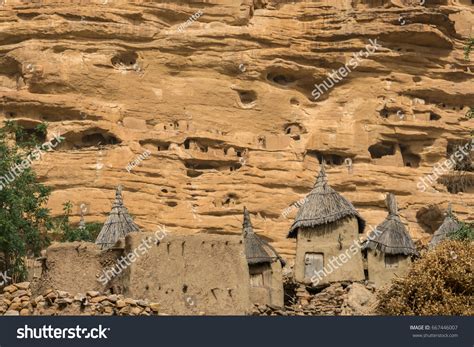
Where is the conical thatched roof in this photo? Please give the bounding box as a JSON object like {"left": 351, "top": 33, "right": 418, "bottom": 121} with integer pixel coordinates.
{"left": 362, "top": 193, "right": 418, "bottom": 256}
{"left": 95, "top": 186, "right": 140, "bottom": 249}
{"left": 429, "top": 204, "right": 460, "bottom": 249}
{"left": 242, "top": 207, "right": 285, "bottom": 266}
{"left": 287, "top": 164, "right": 365, "bottom": 238}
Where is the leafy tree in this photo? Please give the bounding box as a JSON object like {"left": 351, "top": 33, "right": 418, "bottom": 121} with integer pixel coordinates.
{"left": 52, "top": 201, "right": 102, "bottom": 242}
{"left": 0, "top": 121, "right": 52, "bottom": 282}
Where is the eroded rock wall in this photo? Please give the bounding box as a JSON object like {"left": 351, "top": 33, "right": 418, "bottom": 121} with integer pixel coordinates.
{"left": 0, "top": 0, "right": 473, "bottom": 260}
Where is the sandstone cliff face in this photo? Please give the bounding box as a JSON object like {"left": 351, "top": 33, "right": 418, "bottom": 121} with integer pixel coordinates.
{"left": 0, "top": 0, "right": 472, "bottom": 259}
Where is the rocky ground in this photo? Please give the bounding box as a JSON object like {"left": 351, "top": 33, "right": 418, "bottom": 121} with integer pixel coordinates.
{"left": 1, "top": 281, "right": 375, "bottom": 316}
{"left": 253, "top": 282, "right": 377, "bottom": 316}
{"left": 0, "top": 282, "right": 161, "bottom": 316}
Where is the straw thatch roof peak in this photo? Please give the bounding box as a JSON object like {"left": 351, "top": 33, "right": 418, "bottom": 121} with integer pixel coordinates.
{"left": 314, "top": 162, "right": 328, "bottom": 187}
{"left": 429, "top": 203, "right": 460, "bottom": 250}
{"left": 242, "top": 207, "right": 285, "bottom": 266}
{"left": 242, "top": 206, "right": 254, "bottom": 236}
{"left": 362, "top": 193, "right": 418, "bottom": 256}
{"left": 287, "top": 163, "right": 365, "bottom": 238}
{"left": 386, "top": 191, "right": 398, "bottom": 216}
{"left": 95, "top": 185, "right": 140, "bottom": 249}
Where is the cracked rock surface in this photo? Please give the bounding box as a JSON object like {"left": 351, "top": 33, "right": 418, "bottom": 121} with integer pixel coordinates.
{"left": 0, "top": 0, "right": 472, "bottom": 259}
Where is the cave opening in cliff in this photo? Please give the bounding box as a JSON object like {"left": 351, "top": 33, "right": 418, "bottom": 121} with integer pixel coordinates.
{"left": 379, "top": 107, "right": 389, "bottom": 118}
{"left": 230, "top": 163, "right": 242, "bottom": 172}
{"left": 186, "top": 170, "right": 203, "bottom": 178}
{"left": 0, "top": 56, "right": 21, "bottom": 81}
{"left": 368, "top": 141, "right": 396, "bottom": 159}
{"left": 416, "top": 205, "right": 445, "bottom": 234}
{"left": 447, "top": 140, "right": 472, "bottom": 172}
{"left": 15, "top": 126, "right": 47, "bottom": 145}
{"left": 11, "top": 119, "right": 47, "bottom": 145}
{"left": 81, "top": 132, "right": 120, "bottom": 147}
{"left": 56, "top": 128, "right": 122, "bottom": 150}
{"left": 284, "top": 123, "right": 305, "bottom": 137}
{"left": 438, "top": 173, "right": 474, "bottom": 194}
{"left": 111, "top": 51, "right": 138, "bottom": 69}
{"left": 222, "top": 193, "right": 238, "bottom": 207}
{"left": 139, "top": 139, "right": 169, "bottom": 152}
{"left": 237, "top": 90, "right": 257, "bottom": 104}
{"left": 311, "top": 151, "right": 345, "bottom": 166}
{"left": 400, "top": 145, "right": 421, "bottom": 168}
{"left": 266, "top": 71, "right": 295, "bottom": 86}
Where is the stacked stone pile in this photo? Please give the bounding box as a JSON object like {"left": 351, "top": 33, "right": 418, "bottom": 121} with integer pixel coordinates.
{"left": 0, "top": 282, "right": 160, "bottom": 316}
{"left": 253, "top": 282, "right": 377, "bottom": 316}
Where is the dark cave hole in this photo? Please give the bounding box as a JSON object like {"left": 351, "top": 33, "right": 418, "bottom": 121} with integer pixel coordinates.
{"left": 81, "top": 133, "right": 120, "bottom": 147}
{"left": 111, "top": 51, "right": 138, "bottom": 68}
{"left": 400, "top": 144, "right": 420, "bottom": 168}
{"left": 368, "top": 142, "right": 396, "bottom": 159}
{"left": 238, "top": 90, "right": 257, "bottom": 104}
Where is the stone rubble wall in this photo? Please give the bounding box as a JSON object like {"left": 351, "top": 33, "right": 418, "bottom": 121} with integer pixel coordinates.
{"left": 0, "top": 282, "right": 160, "bottom": 316}
{"left": 253, "top": 283, "right": 377, "bottom": 316}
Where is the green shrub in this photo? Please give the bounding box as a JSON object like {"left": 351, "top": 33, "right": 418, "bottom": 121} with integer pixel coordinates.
{"left": 52, "top": 202, "right": 102, "bottom": 243}
{"left": 448, "top": 222, "right": 473, "bottom": 242}
{"left": 63, "top": 222, "right": 102, "bottom": 243}
{"left": 465, "top": 37, "right": 474, "bottom": 60}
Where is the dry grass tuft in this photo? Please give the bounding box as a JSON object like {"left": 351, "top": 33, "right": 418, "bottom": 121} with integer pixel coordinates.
{"left": 377, "top": 240, "right": 473, "bottom": 315}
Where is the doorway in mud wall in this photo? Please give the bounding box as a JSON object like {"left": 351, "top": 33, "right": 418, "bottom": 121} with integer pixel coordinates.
{"left": 304, "top": 252, "right": 324, "bottom": 281}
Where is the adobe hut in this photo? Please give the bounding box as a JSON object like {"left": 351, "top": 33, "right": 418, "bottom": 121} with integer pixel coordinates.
{"left": 429, "top": 203, "right": 460, "bottom": 249}
{"left": 288, "top": 164, "right": 365, "bottom": 285}
{"left": 95, "top": 185, "right": 140, "bottom": 249}
{"left": 362, "top": 193, "right": 418, "bottom": 288}
{"left": 242, "top": 207, "right": 284, "bottom": 307}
